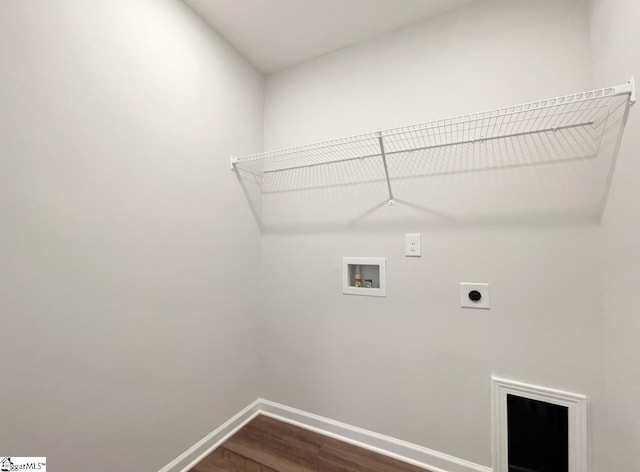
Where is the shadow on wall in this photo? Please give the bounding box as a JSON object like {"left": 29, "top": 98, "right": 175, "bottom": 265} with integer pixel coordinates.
{"left": 235, "top": 94, "right": 630, "bottom": 234}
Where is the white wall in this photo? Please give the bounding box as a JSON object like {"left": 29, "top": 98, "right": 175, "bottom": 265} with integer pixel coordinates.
{"left": 590, "top": 0, "right": 640, "bottom": 470}
{"left": 261, "top": 0, "right": 606, "bottom": 467}
{"left": 0, "top": 1, "right": 263, "bottom": 471}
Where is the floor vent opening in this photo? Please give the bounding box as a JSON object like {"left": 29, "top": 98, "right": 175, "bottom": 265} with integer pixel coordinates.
{"left": 492, "top": 377, "right": 587, "bottom": 472}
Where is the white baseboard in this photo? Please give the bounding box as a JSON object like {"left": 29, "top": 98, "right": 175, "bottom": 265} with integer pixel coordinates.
{"left": 158, "top": 399, "right": 261, "bottom": 472}
{"left": 159, "top": 398, "right": 493, "bottom": 472}
{"left": 259, "top": 399, "right": 492, "bottom": 472}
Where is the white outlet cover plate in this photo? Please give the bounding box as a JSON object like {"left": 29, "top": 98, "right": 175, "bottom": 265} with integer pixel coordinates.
{"left": 405, "top": 233, "right": 421, "bottom": 257}
{"left": 460, "top": 283, "right": 490, "bottom": 309}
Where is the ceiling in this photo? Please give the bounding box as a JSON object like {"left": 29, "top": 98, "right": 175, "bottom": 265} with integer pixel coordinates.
{"left": 184, "top": 0, "right": 479, "bottom": 73}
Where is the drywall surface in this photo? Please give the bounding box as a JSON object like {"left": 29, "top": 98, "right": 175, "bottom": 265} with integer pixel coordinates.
{"left": 590, "top": 0, "right": 640, "bottom": 470}
{"left": 262, "top": 0, "right": 604, "bottom": 467}
{"left": 0, "top": 1, "right": 263, "bottom": 471}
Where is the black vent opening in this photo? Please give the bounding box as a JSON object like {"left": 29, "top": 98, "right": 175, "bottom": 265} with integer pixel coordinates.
{"left": 507, "top": 394, "right": 569, "bottom": 472}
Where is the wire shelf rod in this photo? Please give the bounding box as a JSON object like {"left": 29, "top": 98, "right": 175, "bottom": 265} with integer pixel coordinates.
{"left": 260, "top": 120, "right": 595, "bottom": 174}
{"left": 232, "top": 81, "right": 633, "bottom": 167}
{"left": 238, "top": 104, "right": 609, "bottom": 171}
{"left": 254, "top": 111, "right": 604, "bottom": 171}
{"left": 375, "top": 104, "right": 609, "bottom": 141}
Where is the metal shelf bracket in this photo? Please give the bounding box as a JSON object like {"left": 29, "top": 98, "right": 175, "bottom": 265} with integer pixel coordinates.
{"left": 614, "top": 77, "right": 636, "bottom": 104}
{"left": 377, "top": 133, "right": 395, "bottom": 206}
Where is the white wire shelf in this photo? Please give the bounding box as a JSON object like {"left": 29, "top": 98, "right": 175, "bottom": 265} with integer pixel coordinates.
{"left": 232, "top": 80, "right": 635, "bottom": 206}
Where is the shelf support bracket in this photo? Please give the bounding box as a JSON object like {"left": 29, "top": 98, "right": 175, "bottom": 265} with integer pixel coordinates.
{"left": 230, "top": 156, "right": 238, "bottom": 171}
{"left": 614, "top": 77, "right": 636, "bottom": 104}
{"left": 377, "top": 134, "right": 395, "bottom": 206}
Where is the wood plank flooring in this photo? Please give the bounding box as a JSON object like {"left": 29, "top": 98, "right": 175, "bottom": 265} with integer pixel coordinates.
{"left": 191, "top": 415, "right": 430, "bottom": 472}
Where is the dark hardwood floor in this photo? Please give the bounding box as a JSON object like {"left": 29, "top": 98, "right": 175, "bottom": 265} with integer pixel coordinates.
{"left": 191, "top": 415, "right": 430, "bottom": 472}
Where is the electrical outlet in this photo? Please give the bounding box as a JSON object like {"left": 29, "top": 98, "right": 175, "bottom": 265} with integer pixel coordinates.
{"left": 405, "top": 233, "right": 421, "bottom": 257}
